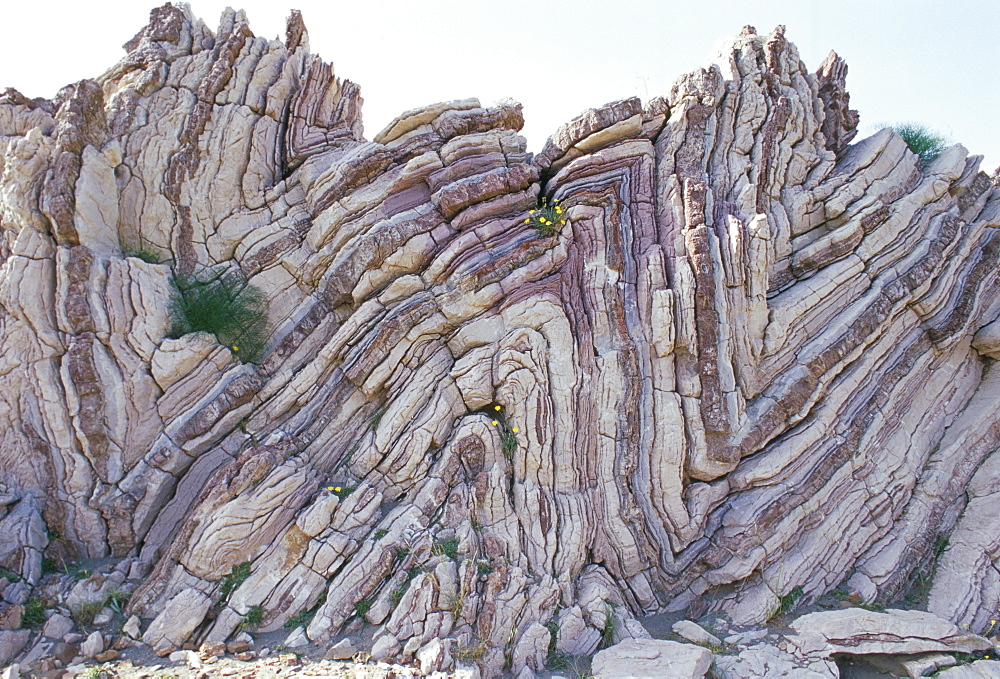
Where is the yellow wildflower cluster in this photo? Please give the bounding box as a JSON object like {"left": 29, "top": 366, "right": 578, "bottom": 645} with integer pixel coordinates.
{"left": 524, "top": 198, "right": 567, "bottom": 237}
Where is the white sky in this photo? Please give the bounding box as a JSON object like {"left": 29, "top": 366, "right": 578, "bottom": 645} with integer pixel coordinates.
{"left": 2, "top": 1, "right": 998, "bottom": 171}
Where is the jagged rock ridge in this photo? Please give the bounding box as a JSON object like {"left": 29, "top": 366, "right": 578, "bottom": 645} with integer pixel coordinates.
{"left": 1, "top": 5, "right": 999, "bottom": 676}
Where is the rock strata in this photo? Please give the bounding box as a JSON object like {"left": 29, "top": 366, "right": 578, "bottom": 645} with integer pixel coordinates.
{"left": 1, "top": 5, "right": 999, "bottom": 678}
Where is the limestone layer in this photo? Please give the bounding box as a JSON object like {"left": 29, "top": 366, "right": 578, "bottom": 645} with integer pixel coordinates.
{"left": 1, "top": 6, "right": 999, "bottom": 676}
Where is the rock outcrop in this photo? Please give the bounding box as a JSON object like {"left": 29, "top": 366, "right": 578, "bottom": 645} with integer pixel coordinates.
{"left": 1, "top": 5, "right": 999, "bottom": 677}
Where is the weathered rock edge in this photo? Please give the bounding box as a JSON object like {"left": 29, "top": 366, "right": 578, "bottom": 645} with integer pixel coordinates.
{"left": 1, "top": 6, "right": 999, "bottom": 677}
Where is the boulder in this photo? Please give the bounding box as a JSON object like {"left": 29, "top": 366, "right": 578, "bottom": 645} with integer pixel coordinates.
{"left": 592, "top": 639, "right": 713, "bottom": 678}
{"left": 788, "top": 608, "right": 993, "bottom": 657}
{"left": 673, "top": 620, "right": 723, "bottom": 647}
{"left": 142, "top": 588, "right": 211, "bottom": 653}
{"left": 325, "top": 637, "right": 357, "bottom": 660}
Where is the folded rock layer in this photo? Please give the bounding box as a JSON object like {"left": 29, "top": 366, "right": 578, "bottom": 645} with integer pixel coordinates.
{"left": 1, "top": 6, "right": 998, "bottom": 676}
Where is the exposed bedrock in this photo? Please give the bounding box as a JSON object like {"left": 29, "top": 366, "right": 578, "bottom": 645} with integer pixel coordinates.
{"left": 1, "top": 6, "right": 999, "bottom": 676}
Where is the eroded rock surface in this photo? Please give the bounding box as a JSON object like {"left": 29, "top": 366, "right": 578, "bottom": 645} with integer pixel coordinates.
{"left": 1, "top": 5, "right": 1000, "bottom": 678}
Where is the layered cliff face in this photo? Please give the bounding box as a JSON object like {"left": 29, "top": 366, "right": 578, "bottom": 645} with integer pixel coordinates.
{"left": 1, "top": 4, "right": 999, "bottom": 675}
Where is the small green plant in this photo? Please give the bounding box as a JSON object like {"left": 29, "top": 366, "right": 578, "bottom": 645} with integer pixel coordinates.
{"left": 446, "top": 592, "right": 464, "bottom": 619}
{"left": 79, "top": 668, "right": 103, "bottom": 679}
{"left": 72, "top": 600, "right": 104, "bottom": 629}
{"left": 41, "top": 557, "right": 60, "bottom": 575}
{"left": 354, "top": 598, "right": 373, "bottom": 619}
{"left": 476, "top": 560, "right": 494, "bottom": 576}
{"left": 524, "top": 197, "right": 568, "bottom": 237}
{"left": 776, "top": 585, "right": 804, "bottom": 616}
{"left": 239, "top": 604, "right": 265, "bottom": 630}
{"left": 368, "top": 405, "right": 387, "bottom": 429}
{"left": 892, "top": 123, "right": 948, "bottom": 166}
{"left": 169, "top": 268, "right": 269, "bottom": 363}
{"left": 45, "top": 527, "right": 60, "bottom": 541}
{"left": 546, "top": 651, "right": 573, "bottom": 670}
{"left": 129, "top": 247, "right": 163, "bottom": 264}
{"left": 694, "top": 639, "right": 728, "bottom": 654}
{"left": 545, "top": 619, "right": 571, "bottom": 669}
{"left": 389, "top": 567, "right": 423, "bottom": 606}
{"left": 21, "top": 598, "right": 47, "bottom": 628}
{"left": 433, "top": 538, "right": 460, "bottom": 561}
{"left": 934, "top": 535, "right": 949, "bottom": 558}
{"left": 453, "top": 640, "right": 488, "bottom": 663}
{"left": 373, "top": 528, "right": 389, "bottom": 540}
{"left": 326, "top": 484, "right": 354, "bottom": 499}
{"left": 105, "top": 587, "right": 130, "bottom": 613}
{"left": 283, "top": 592, "right": 326, "bottom": 631}
{"left": 389, "top": 584, "right": 408, "bottom": 607}
{"left": 0, "top": 566, "right": 21, "bottom": 582}
{"left": 859, "top": 601, "right": 886, "bottom": 612}
{"left": 500, "top": 431, "right": 518, "bottom": 459}
{"left": 601, "top": 603, "right": 617, "bottom": 648}
{"left": 220, "top": 561, "right": 252, "bottom": 599}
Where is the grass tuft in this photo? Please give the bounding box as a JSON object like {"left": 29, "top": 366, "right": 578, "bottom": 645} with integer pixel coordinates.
{"left": 432, "top": 538, "right": 460, "bottom": 561}
{"left": 169, "top": 268, "right": 269, "bottom": 363}
{"left": 72, "top": 600, "right": 104, "bottom": 629}
{"left": 776, "top": 585, "right": 804, "bottom": 617}
{"left": 501, "top": 431, "right": 518, "bottom": 459}
{"left": 453, "top": 641, "right": 487, "bottom": 663}
{"left": 892, "top": 123, "right": 948, "bottom": 166}
{"left": 104, "top": 587, "right": 130, "bottom": 613}
{"left": 601, "top": 603, "right": 617, "bottom": 648}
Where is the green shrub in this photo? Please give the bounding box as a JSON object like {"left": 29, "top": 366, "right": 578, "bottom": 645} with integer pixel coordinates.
{"left": 126, "top": 246, "right": 164, "bottom": 264}
{"left": 283, "top": 592, "right": 326, "bottom": 631}
{"left": 21, "top": 598, "right": 47, "bottom": 628}
{"left": 354, "top": 598, "right": 373, "bottom": 618}
{"left": 169, "top": 269, "right": 269, "bottom": 363}
{"left": 220, "top": 561, "right": 252, "bottom": 600}
{"left": 326, "top": 485, "right": 354, "bottom": 499}
{"left": 239, "top": 605, "right": 265, "bottom": 630}
{"left": 524, "top": 198, "right": 568, "bottom": 237}
{"left": 892, "top": 123, "right": 948, "bottom": 165}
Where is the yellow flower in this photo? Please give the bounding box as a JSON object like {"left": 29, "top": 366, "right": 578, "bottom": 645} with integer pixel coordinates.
{"left": 232, "top": 345, "right": 239, "bottom": 351}
{"left": 529, "top": 210, "right": 535, "bottom": 214}
{"left": 327, "top": 486, "right": 334, "bottom": 491}
{"left": 523, "top": 218, "right": 530, "bottom": 223}
{"left": 334, "top": 486, "right": 342, "bottom": 492}
{"left": 555, "top": 206, "right": 563, "bottom": 214}
{"left": 494, "top": 405, "right": 501, "bottom": 411}
{"left": 512, "top": 427, "right": 519, "bottom": 432}
{"left": 492, "top": 420, "right": 499, "bottom": 426}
